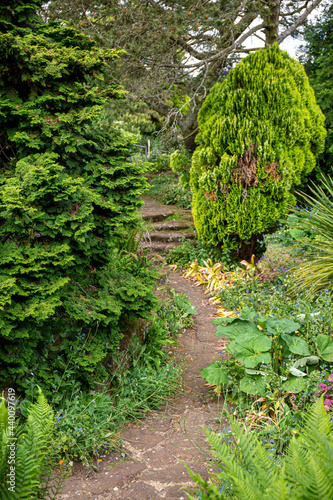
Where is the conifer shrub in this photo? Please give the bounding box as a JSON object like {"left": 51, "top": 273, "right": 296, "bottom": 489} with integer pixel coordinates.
{"left": 190, "top": 44, "right": 326, "bottom": 260}
{"left": 0, "top": 1, "right": 156, "bottom": 393}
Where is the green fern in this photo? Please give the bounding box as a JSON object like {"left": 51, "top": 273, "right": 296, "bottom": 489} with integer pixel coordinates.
{"left": 185, "top": 398, "right": 333, "bottom": 499}
{"left": 0, "top": 389, "right": 64, "bottom": 500}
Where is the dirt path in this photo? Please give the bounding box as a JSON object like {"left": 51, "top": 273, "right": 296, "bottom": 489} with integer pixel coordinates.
{"left": 58, "top": 196, "right": 229, "bottom": 499}
{"left": 58, "top": 270, "right": 228, "bottom": 500}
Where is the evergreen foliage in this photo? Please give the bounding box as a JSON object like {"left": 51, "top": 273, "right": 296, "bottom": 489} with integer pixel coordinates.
{"left": 185, "top": 398, "right": 333, "bottom": 500}
{"left": 44, "top": 1, "right": 325, "bottom": 152}
{"left": 301, "top": 4, "right": 333, "bottom": 177}
{"left": 170, "top": 149, "right": 192, "bottom": 190}
{"left": 190, "top": 44, "right": 326, "bottom": 259}
{"left": 0, "top": 0, "right": 156, "bottom": 392}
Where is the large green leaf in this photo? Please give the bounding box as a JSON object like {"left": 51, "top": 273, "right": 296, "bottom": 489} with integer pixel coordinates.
{"left": 289, "top": 367, "right": 307, "bottom": 377}
{"left": 245, "top": 368, "right": 266, "bottom": 375}
{"left": 282, "top": 376, "right": 308, "bottom": 393}
{"left": 281, "top": 334, "right": 311, "bottom": 356}
{"left": 292, "top": 356, "right": 320, "bottom": 369}
{"left": 235, "top": 335, "right": 272, "bottom": 368}
{"left": 216, "top": 319, "right": 260, "bottom": 340}
{"left": 240, "top": 306, "right": 256, "bottom": 321}
{"left": 225, "top": 340, "right": 237, "bottom": 356}
{"left": 240, "top": 375, "right": 266, "bottom": 396}
{"left": 266, "top": 318, "right": 301, "bottom": 335}
{"left": 200, "top": 362, "right": 229, "bottom": 385}
{"left": 316, "top": 335, "right": 333, "bottom": 362}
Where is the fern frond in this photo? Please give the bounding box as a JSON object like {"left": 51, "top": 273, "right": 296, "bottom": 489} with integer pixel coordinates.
{"left": 302, "top": 398, "right": 333, "bottom": 443}
{"left": 263, "top": 467, "right": 290, "bottom": 500}
{"left": 302, "top": 454, "right": 333, "bottom": 500}
{"left": 183, "top": 462, "right": 227, "bottom": 500}
{"left": 0, "top": 397, "right": 8, "bottom": 436}
{"left": 185, "top": 399, "right": 333, "bottom": 500}
{"left": 0, "top": 390, "right": 57, "bottom": 500}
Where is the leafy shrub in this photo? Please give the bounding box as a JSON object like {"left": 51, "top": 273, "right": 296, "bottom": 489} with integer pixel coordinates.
{"left": 185, "top": 398, "right": 333, "bottom": 500}
{"left": 0, "top": 1, "right": 156, "bottom": 392}
{"left": 170, "top": 149, "right": 192, "bottom": 189}
{"left": 163, "top": 184, "right": 192, "bottom": 208}
{"left": 190, "top": 43, "right": 326, "bottom": 260}
{"left": 201, "top": 306, "right": 333, "bottom": 399}
{"left": 0, "top": 389, "right": 64, "bottom": 500}
{"left": 167, "top": 238, "right": 231, "bottom": 267}
{"left": 154, "top": 154, "right": 171, "bottom": 171}
{"left": 145, "top": 172, "right": 178, "bottom": 199}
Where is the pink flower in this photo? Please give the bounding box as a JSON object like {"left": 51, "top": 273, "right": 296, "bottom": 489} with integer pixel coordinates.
{"left": 324, "top": 398, "right": 333, "bottom": 407}
{"left": 324, "top": 405, "right": 330, "bottom": 412}
{"left": 328, "top": 373, "right": 333, "bottom": 382}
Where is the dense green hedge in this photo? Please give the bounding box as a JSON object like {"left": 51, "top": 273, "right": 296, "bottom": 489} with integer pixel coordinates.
{"left": 0, "top": 0, "right": 156, "bottom": 393}
{"left": 190, "top": 44, "right": 326, "bottom": 259}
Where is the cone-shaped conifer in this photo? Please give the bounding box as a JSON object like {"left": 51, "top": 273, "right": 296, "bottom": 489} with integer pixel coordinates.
{"left": 190, "top": 44, "right": 326, "bottom": 259}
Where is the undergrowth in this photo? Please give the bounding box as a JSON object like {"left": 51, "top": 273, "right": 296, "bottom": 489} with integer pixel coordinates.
{"left": 19, "top": 290, "right": 196, "bottom": 467}
{"left": 145, "top": 172, "right": 192, "bottom": 208}
{"left": 167, "top": 237, "right": 234, "bottom": 268}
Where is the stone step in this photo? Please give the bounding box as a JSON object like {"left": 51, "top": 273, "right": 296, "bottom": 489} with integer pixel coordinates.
{"left": 153, "top": 221, "right": 193, "bottom": 231}
{"left": 150, "top": 230, "right": 195, "bottom": 243}
{"left": 141, "top": 241, "right": 182, "bottom": 253}
{"left": 141, "top": 208, "right": 175, "bottom": 222}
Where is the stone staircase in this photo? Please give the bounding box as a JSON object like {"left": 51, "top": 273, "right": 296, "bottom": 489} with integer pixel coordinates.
{"left": 140, "top": 196, "right": 195, "bottom": 254}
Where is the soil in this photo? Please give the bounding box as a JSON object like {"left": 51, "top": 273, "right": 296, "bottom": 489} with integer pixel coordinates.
{"left": 57, "top": 199, "right": 230, "bottom": 500}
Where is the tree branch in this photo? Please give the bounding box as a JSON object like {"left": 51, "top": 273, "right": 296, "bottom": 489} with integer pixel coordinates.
{"left": 278, "top": 0, "right": 324, "bottom": 43}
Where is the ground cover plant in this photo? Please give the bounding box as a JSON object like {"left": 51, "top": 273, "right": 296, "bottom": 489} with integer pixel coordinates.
{"left": 167, "top": 237, "right": 234, "bottom": 268}
{"left": 195, "top": 241, "right": 333, "bottom": 415}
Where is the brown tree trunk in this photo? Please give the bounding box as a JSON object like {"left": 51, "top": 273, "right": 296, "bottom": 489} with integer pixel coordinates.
{"left": 177, "top": 103, "right": 199, "bottom": 153}
{"left": 265, "top": 0, "right": 281, "bottom": 47}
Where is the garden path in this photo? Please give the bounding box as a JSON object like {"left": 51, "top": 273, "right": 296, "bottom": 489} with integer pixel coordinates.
{"left": 140, "top": 196, "right": 195, "bottom": 254}
{"left": 58, "top": 198, "right": 229, "bottom": 500}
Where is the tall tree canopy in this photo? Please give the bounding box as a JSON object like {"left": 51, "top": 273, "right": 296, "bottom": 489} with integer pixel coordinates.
{"left": 300, "top": 3, "right": 333, "bottom": 175}
{"left": 45, "top": 0, "right": 325, "bottom": 151}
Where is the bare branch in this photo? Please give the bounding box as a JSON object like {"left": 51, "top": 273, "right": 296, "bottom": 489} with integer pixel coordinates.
{"left": 278, "top": 0, "right": 324, "bottom": 43}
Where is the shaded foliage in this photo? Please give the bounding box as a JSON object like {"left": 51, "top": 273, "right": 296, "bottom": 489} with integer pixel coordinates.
{"left": 300, "top": 3, "right": 333, "bottom": 179}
